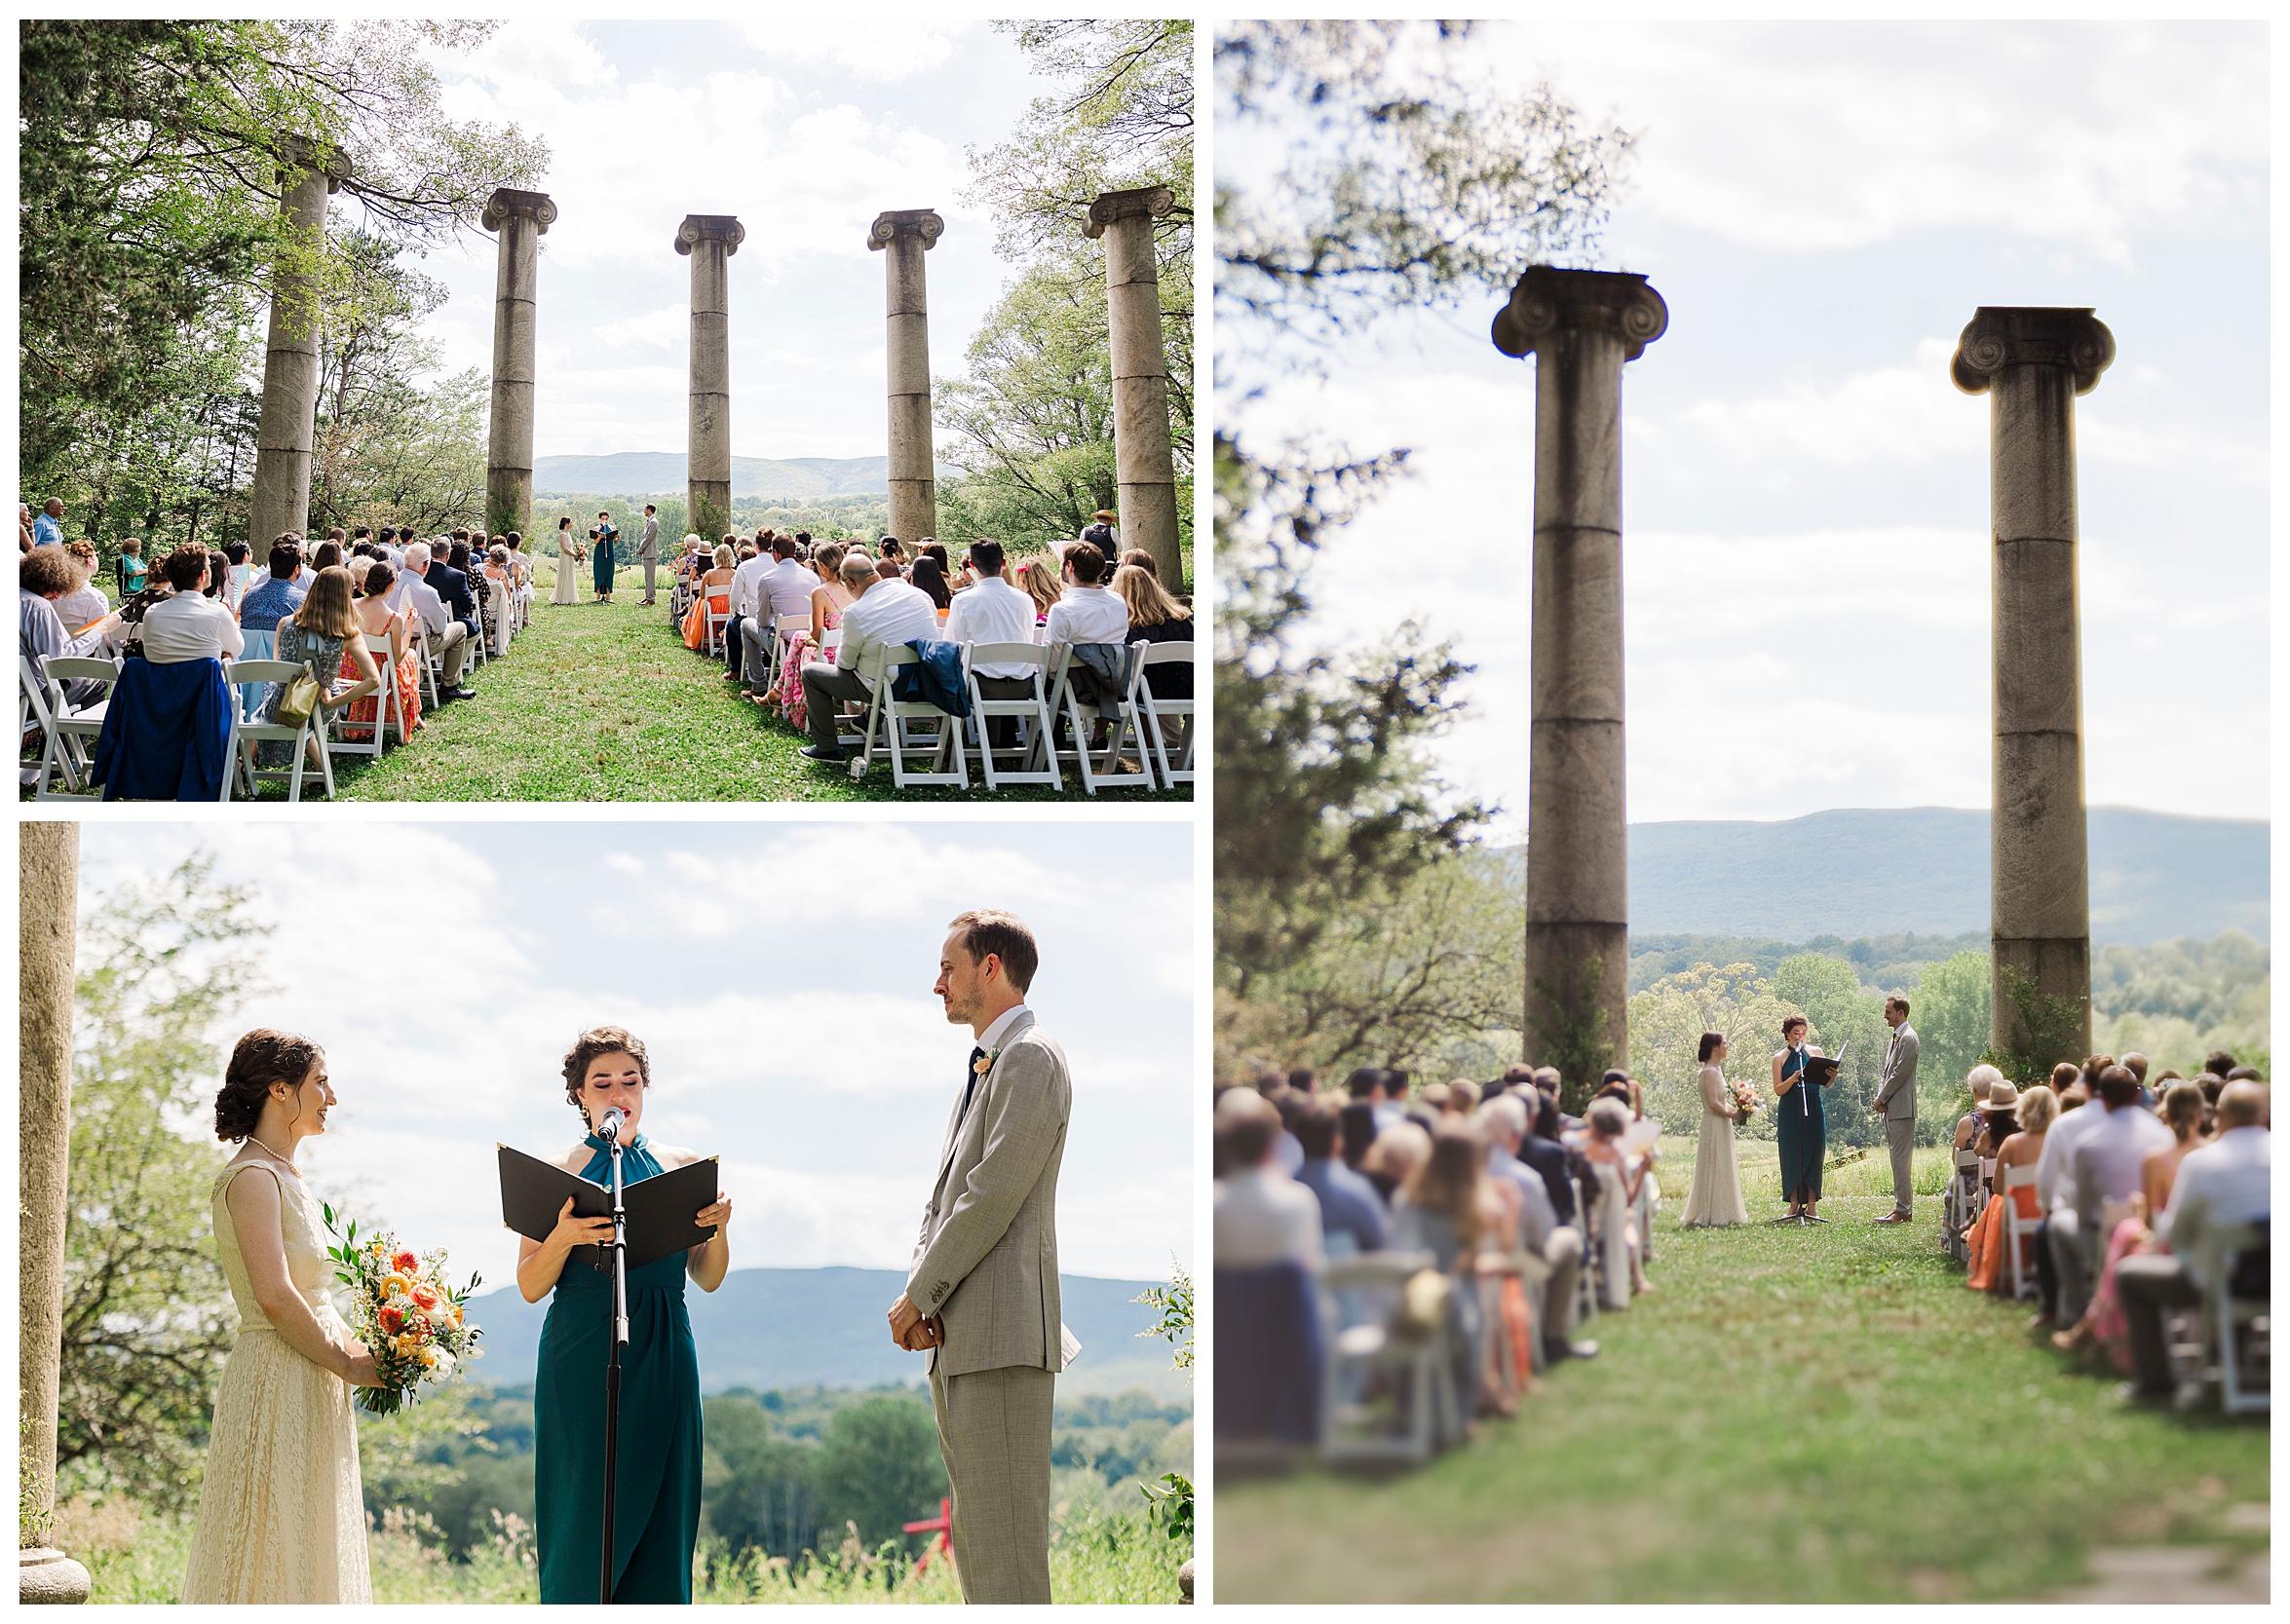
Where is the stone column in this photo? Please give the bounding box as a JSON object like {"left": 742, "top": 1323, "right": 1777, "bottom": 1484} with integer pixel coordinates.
{"left": 19, "top": 823, "right": 89, "bottom": 1604}
{"left": 1492, "top": 267, "right": 1668, "bottom": 1109}
{"left": 1086, "top": 186, "right": 1183, "bottom": 585}
{"left": 1953, "top": 308, "right": 2113, "bottom": 1062}
{"left": 869, "top": 209, "right": 945, "bottom": 547}
{"left": 482, "top": 188, "right": 556, "bottom": 541}
{"left": 248, "top": 135, "right": 346, "bottom": 549}
{"left": 676, "top": 215, "right": 744, "bottom": 540}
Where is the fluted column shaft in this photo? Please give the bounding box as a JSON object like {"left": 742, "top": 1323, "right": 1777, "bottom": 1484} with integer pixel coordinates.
{"left": 1493, "top": 267, "right": 1667, "bottom": 1105}
{"left": 1954, "top": 308, "right": 2114, "bottom": 1061}
{"left": 677, "top": 214, "right": 744, "bottom": 539}
{"left": 1088, "top": 186, "right": 1182, "bottom": 584}
{"left": 249, "top": 138, "right": 343, "bottom": 548}
{"left": 484, "top": 189, "right": 555, "bottom": 541}
{"left": 871, "top": 209, "right": 944, "bottom": 546}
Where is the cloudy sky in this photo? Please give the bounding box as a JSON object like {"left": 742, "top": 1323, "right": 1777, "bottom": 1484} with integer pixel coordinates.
{"left": 382, "top": 20, "right": 1043, "bottom": 461}
{"left": 1228, "top": 20, "right": 2269, "bottom": 836}
{"left": 78, "top": 819, "right": 1193, "bottom": 1292}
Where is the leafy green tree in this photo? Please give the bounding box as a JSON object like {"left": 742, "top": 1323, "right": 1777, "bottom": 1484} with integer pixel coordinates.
{"left": 810, "top": 1396, "right": 948, "bottom": 1549}
{"left": 58, "top": 853, "right": 270, "bottom": 1509}
{"left": 1907, "top": 950, "right": 1992, "bottom": 1115}
{"left": 1626, "top": 963, "right": 1802, "bottom": 1142}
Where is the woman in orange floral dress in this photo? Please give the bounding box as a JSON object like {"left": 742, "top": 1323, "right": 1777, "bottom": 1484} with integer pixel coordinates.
{"left": 339, "top": 561, "right": 423, "bottom": 742}
{"left": 1966, "top": 1083, "right": 2054, "bottom": 1291}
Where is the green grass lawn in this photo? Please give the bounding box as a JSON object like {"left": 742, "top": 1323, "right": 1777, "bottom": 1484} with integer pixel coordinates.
{"left": 68, "top": 559, "right": 1190, "bottom": 803}
{"left": 1213, "top": 1143, "right": 2268, "bottom": 1603}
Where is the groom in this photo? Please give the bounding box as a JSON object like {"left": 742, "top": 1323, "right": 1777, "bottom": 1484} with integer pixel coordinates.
{"left": 1871, "top": 996, "right": 1920, "bottom": 1225}
{"left": 889, "top": 910, "right": 1072, "bottom": 1605}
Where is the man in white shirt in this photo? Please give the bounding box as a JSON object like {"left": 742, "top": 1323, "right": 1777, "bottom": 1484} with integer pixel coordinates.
{"left": 725, "top": 538, "right": 781, "bottom": 687}
{"left": 1213, "top": 1090, "right": 1324, "bottom": 1272}
{"left": 1042, "top": 542, "right": 1128, "bottom": 647}
{"left": 2051, "top": 1065, "right": 2175, "bottom": 1325}
{"left": 384, "top": 542, "right": 472, "bottom": 699}
{"left": 138, "top": 547, "right": 246, "bottom": 665}
{"left": 943, "top": 541, "right": 1045, "bottom": 749}
{"left": 796, "top": 552, "right": 939, "bottom": 762}
{"left": 735, "top": 536, "right": 821, "bottom": 691}
{"left": 2114, "top": 1079, "right": 2269, "bottom": 1400}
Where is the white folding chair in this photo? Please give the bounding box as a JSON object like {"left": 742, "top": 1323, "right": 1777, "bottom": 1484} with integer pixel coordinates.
{"left": 857, "top": 646, "right": 970, "bottom": 789}
{"left": 327, "top": 633, "right": 405, "bottom": 760}
{"left": 1319, "top": 1251, "right": 1456, "bottom": 1465}
{"left": 1135, "top": 640, "right": 1196, "bottom": 785}
{"left": 222, "top": 660, "right": 333, "bottom": 802}
{"left": 1045, "top": 641, "right": 1155, "bottom": 795}
{"left": 21, "top": 654, "right": 71, "bottom": 794}
{"left": 413, "top": 628, "right": 442, "bottom": 707}
{"left": 962, "top": 641, "right": 1062, "bottom": 790}
{"left": 2211, "top": 1223, "right": 2269, "bottom": 1415}
{"left": 1572, "top": 1175, "right": 1602, "bottom": 1327}
{"left": 704, "top": 591, "right": 734, "bottom": 660}
{"left": 35, "top": 656, "right": 120, "bottom": 801}
{"left": 2002, "top": 1163, "right": 2042, "bottom": 1301}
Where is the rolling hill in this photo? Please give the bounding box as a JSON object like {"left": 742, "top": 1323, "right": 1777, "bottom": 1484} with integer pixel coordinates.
{"left": 1621, "top": 806, "right": 2268, "bottom": 945}
{"left": 465, "top": 1266, "right": 1186, "bottom": 1401}
{"left": 531, "top": 452, "right": 955, "bottom": 500}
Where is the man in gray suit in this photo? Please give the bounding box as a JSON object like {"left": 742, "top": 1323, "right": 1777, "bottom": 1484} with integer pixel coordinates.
{"left": 1871, "top": 996, "right": 1920, "bottom": 1224}
{"left": 634, "top": 503, "right": 661, "bottom": 605}
{"left": 889, "top": 910, "right": 1071, "bottom": 1604}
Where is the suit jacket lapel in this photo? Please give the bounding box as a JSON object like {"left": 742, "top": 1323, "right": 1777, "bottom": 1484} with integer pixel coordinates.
{"left": 934, "top": 1009, "right": 1038, "bottom": 1191}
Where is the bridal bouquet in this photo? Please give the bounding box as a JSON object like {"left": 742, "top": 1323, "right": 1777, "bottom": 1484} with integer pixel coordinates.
{"left": 323, "top": 1204, "right": 484, "bottom": 1416}
{"left": 1730, "top": 1078, "right": 1762, "bottom": 1126}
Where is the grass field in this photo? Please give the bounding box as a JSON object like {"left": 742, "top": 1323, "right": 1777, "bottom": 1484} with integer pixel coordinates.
{"left": 71, "top": 1503, "right": 1187, "bottom": 1605}
{"left": 1213, "top": 1142, "right": 2269, "bottom": 1604}
{"left": 67, "top": 559, "right": 1188, "bottom": 804}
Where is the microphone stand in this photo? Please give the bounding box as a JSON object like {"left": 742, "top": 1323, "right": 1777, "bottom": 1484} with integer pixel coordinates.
{"left": 599, "top": 1124, "right": 630, "bottom": 1604}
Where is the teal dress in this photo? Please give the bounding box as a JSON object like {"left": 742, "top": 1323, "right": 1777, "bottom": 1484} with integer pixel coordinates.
{"left": 1775, "top": 1043, "right": 1824, "bottom": 1202}
{"left": 535, "top": 1134, "right": 703, "bottom": 1603}
{"left": 592, "top": 527, "right": 618, "bottom": 596}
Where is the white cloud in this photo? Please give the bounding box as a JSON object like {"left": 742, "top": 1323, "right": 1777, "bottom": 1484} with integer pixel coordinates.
{"left": 732, "top": 19, "right": 972, "bottom": 82}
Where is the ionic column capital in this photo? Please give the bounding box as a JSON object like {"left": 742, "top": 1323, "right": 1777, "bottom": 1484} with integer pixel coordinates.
{"left": 1492, "top": 265, "right": 1667, "bottom": 362}
{"left": 1083, "top": 185, "right": 1175, "bottom": 238}
{"left": 868, "top": 209, "right": 945, "bottom": 251}
{"left": 1951, "top": 307, "right": 2114, "bottom": 397}
{"left": 273, "top": 132, "right": 349, "bottom": 194}
{"left": 483, "top": 187, "right": 557, "bottom": 235}
{"left": 675, "top": 214, "right": 745, "bottom": 256}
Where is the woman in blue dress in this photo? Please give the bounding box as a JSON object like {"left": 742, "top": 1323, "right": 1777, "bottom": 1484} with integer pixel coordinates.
{"left": 518, "top": 1027, "right": 731, "bottom": 1603}
{"left": 1772, "top": 1015, "right": 1829, "bottom": 1218}
{"left": 591, "top": 511, "right": 619, "bottom": 603}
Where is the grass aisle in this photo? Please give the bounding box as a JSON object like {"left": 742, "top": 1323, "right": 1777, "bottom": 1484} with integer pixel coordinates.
{"left": 1215, "top": 1145, "right": 2268, "bottom": 1604}
{"left": 296, "top": 563, "right": 1189, "bottom": 803}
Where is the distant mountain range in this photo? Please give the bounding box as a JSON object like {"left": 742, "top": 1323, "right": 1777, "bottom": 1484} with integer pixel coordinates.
{"left": 532, "top": 452, "right": 955, "bottom": 500}
{"left": 1619, "top": 806, "right": 2268, "bottom": 945}
{"left": 466, "top": 1266, "right": 1186, "bottom": 1402}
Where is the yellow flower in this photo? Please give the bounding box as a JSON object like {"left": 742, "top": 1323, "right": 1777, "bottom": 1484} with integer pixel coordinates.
{"left": 382, "top": 1273, "right": 413, "bottom": 1300}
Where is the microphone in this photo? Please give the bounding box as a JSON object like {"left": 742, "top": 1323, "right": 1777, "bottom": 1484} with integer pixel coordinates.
{"left": 597, "top": 1107, "right": 627, "bottom": 1144}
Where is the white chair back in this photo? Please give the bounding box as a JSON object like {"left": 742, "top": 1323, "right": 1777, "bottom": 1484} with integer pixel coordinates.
{"left": 222, "top": 659, "right": 333, "bottom": 803}
{"left": 32, "top": 656, "right": 120, "bottom": 800}
{"left": 1134, "top": 639, "right": 1195, "bottom": 784}
{"left": 962, "top": 641, "right": 1061, "bottom": 791}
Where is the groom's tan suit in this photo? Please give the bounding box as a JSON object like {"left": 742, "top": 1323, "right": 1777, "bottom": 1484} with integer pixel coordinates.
{"left": 908, "top": 1007, "right": 1071, "bottom": 1604}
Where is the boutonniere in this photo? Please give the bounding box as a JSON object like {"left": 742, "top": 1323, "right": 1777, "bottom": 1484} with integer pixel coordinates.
{"left": 973, "top": 1048, "right": 999, "bottom": 1076}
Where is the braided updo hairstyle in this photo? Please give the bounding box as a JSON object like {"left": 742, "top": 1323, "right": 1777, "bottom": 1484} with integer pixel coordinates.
{"left": 560, "top": 1026, "right": 651, "bottom": 1125}
{"left": 215, "top": 1029, "right": 324, "bottom": 1142}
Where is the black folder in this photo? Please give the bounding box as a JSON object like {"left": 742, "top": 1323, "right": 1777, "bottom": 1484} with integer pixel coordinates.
{"left": 1803, "top": 1041, "right": 1851, "bottom": 1088}
{"left": 498, "top": 1145, "right": 719, "bottom": 1272}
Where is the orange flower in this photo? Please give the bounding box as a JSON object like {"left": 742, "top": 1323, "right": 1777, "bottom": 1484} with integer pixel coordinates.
{"left": 378, "top": 1304, "right": 406, "bottom": 1335}
{"left": 392, "top": 1250, "right": 420, "bottom": 1275}
{"left": 410, "top": 1284, "right": 439, "bottom": 1311}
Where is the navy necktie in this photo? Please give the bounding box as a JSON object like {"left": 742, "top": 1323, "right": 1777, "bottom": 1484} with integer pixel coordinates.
{"left": 958, "top": 1046, "right": 985, "bottom": 1128}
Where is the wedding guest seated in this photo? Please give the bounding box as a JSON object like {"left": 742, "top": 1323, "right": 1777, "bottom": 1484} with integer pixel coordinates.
{"left": 1966, "top": 1082, "right": 2050, "bottom": 1292}
{"left": 1955, "top": 1065, "right": 2004, "bottom": 1149}
{"left": 1213, "top": 1090, "right": 1324, "bottom": 1445}
{"left": 1014, "top": 555, "right": 1062, "bottom": 626}
{"left": 794, "top": 551, "right": 937, "bottom": 765}
{"left": 1478, "top": 1094, "right": 1596, "bottom": 1364}
{"left": 385, "top": 543, "right": 475, "bottom": 702}
{"left": 19, "top": 545, "right": 120, "bottom": 707}
{"left": 2114, "top": 1078, "right": 2270, "bottom": 1405}
{"left": 1266, "top": 1084, "right": 1308, "bottom": 1175}
{"left": 1515, "top": 1087, "right": 1577, "bottom": 1227}
{"left": 139, "top": 546, "right": 245, "bottom": 666}
{"left": 761, "top": 543, "right": 856, "bottom": 722}
{"left": 1045, "top": 541, "right": 1129, "bottom": 646}
{"left": 1294, "top": 1098, "right": 1388, "bottom": 1254}
{"left": 1581, "top": 1099, "right": 1652, "bottom": 1305}
{"left": 1420, "top": 1081, "right": 1452, "bottom": 1115}
{"left": 113, "top": 534, "right": 149, "bottom": 597}
{"left": 1111, "top": 563, "right": 1193, "bottom": 699}
{"left": 2204, "top": 1048, "right": 2238, "bottom": 1081}
{"left": 879, "top": 537, "right": 907, "bottom": 570}
{"left": 2049, "top": 1064, "right": 2174, "bottom": 1330}
{"left": 1444, "top": 1079, "right": 1480, "bottom": 1116}
{"left": 1391, "top": 1125, "right": 1488, "bottom": 1442}
{"left": 911, "top": 554, "right": 954, "bottom": 612}
{"left": 1118, "top": 547, "right": 1158, "bottom": 578}
{"left": 56, "top": 539, "right": 109, "bottom": 635}
{"left": 1338, "top": 1102, "right": 1380, "bottom": 1178}
{"left": 342, "top": 563, "right": 423, "bottom": 740}
{"left": 1359, "top": 1119, "right": 1431, "bottom": 1207}
{"left": 255, "top": 567, "right": 381, "bottom": 776}
{"left": 682, "top": 544, "right": 737, "bottom": 651}
{"left": 2059, "top": 1079, "right": 2217, "bottom": 1365}
{"left": 754, "top": 535, "right": 823, "bottom": 665}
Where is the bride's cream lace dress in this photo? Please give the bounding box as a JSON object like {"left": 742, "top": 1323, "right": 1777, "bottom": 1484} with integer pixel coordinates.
{"left": 1681, "top": 1063, "right": 1750, "bottom": 1227}
{"left": 180, "top": 1157, "right": 371, "bottom": 1604}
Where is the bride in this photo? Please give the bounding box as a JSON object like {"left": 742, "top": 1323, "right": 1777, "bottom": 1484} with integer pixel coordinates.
{"left": 551, "top": 516, "right": 580, "bottom": 607}
{"left": 1680, "top": 1032, "right": 1749, "bottom": 1227}
{"left": 181, "top": 1031, "right": 379, "bottom": 1604}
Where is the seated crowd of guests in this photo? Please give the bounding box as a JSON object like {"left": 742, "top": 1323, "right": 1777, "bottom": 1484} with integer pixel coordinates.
{"left": 1214, "top": 1061, "right": 1668, "bottom": 1450}
{"left": 20, "top": 521, "right": 539, "bottom": 795}
{"left": 1949, "top": 1048, "right": 2269, "bottom": 1405}
{"left": 660, "top": 522, "right": 1194, "bottom": 769}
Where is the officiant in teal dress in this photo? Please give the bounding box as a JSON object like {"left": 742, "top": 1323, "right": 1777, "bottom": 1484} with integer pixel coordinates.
{"left": 519, "top": 1030, "right": 732, "bottom": 1604}
{"left": 1773, "top": 1017, "right": 1826, "bottom": 1217}
{"left": 591, "top": 513, "right": 620, "bottom": 603}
